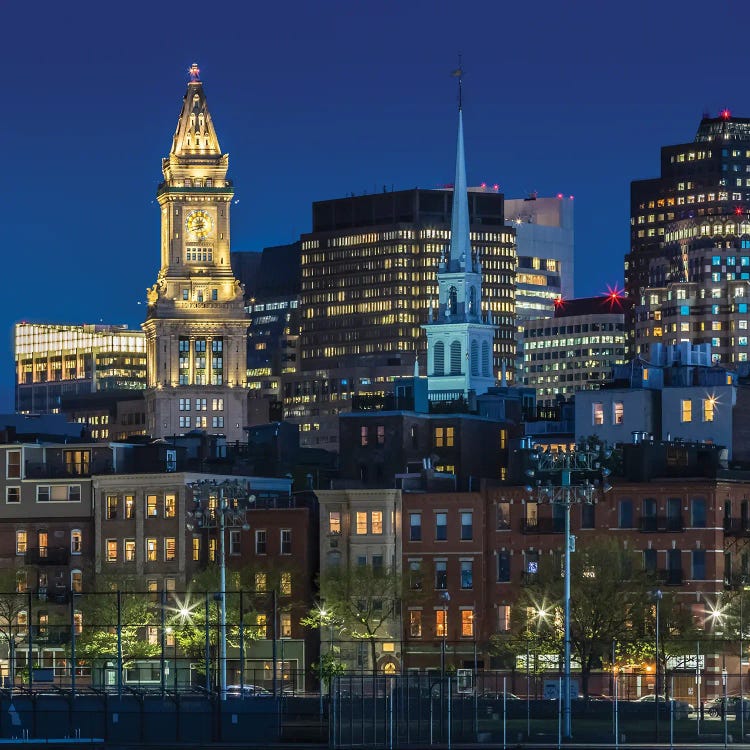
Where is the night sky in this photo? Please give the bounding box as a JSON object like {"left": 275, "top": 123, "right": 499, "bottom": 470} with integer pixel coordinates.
{"left": 4, "top": 0, "right": 749, "bottom": 410}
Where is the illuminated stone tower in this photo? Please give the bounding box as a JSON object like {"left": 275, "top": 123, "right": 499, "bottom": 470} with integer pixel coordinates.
{"left": 422, "top": 79, "right": 497, "bottom": 401}
{"left": 143, "top": 64, "right": 248, "bottom": 441}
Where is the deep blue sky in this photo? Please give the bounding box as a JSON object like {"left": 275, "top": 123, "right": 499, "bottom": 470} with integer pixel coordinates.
{"left": 4, "top": 0, "right": 749, "bottom": 410}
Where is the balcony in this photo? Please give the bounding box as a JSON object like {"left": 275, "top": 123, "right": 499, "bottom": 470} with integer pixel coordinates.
{"left": 659, "top": 569, "right": 684, "bottom": 586}
{"left": 25, "top": 460, "right": 113, "bottom": 479}
{"left": 724, "top": 518, "right": 750, "bottom": 538}
{"left": 520, "top": 518, "right": 564, "bottom": 534}
{"left": 25, "top": 547, "right": 70, "bottom": 566}
{"left": 639, "top": 515, "right": 684, "bottom": 533}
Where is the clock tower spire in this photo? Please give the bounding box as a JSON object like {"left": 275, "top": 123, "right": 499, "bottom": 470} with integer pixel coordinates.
{"left": 143, "top": 65, "right": 248, "bottom": 442}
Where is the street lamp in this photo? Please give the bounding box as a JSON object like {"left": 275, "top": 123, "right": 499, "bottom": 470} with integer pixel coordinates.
{"left": 524, "top": 444, "right": 612, "bottom": 739}
{"left": 187, "top": 479, "right": 255, "bottom": 701}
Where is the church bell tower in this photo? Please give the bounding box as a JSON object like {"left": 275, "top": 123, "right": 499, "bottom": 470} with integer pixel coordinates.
{"left": 143, "top": 64, "right": 248, "bottom": 442}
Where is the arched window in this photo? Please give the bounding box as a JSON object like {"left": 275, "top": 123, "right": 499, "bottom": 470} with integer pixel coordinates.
{"left": 450, "top": 341, "right": 462, "bottom": 375}
{"left": 470, "top": 340, "right": 479, "bottom": 376}
{"left": 469, "top": 286, "right": 476, "bottom": 315}
{"left": 448, "top": 286, "right": 458, "bottom": 316}
{"left": 482, "top": 341, "right": 491, "bottom": 377}
{"left": 433, "top": 341, "right": 445, "bottom": 375}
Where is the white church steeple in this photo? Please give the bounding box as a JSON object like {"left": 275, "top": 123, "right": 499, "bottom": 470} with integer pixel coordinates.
{"left": 422, "top": 69, "right": 496, "bottom": 402}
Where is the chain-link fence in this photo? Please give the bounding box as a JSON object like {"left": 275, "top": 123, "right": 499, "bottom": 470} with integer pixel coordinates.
{"left": 331, "top": 671, "right": 750, "bottom": 748}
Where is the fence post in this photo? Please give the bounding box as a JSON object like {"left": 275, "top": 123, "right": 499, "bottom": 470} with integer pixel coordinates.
{"left": 447, "top": 675, "right": 452, "bottom": 750}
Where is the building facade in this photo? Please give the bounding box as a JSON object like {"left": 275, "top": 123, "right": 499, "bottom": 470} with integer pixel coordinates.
{"left": 142, "top": 64, "right": 249, "bottom": 442}
{"left": 627, "top": 112, "right": 750, "bottom": 350}
{"left": 522, "top": 296, "right": 629, "bottom": 407}
{"left": 15, "top": 323, "right": 146, "bottom": 415}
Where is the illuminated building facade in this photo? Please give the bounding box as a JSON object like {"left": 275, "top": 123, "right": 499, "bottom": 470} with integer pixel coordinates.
{"left": 627, "top": 112, "right": 750, "bottom": 350}
{"left": 505, "top": 194, "right": 574, "bottom": 319}
{"left": 142, "top": 65, "right": 249, "bottom": 442}
{"left": 299, "top": 190, "right": 516, "bottom": 374}
{"left": 15, "top": 323, "right": 146, "bottom": 415}
{"left": 522, "top": 296, "right": 629, "bottom": 407}
{"left": 635, "top": 244, "right": 750, "bottom": 366}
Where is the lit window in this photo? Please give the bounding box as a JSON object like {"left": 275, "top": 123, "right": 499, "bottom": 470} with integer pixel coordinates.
{"left": 681, "top": 399, "right": 692, "bottom": 423}
{"left": 125, "top": 495, "right": 135, "bottom": 519}
{"left": 328, "top": 511, "right": 341, "bottom": 534}
{"left": 164, "top": 537, "right": 176, "bottom": 562}
{"left": 592, "top": 403, "right": 604, "bottom": 425}
{"left": 409, "top": 610, "right": 422, "bottom": 637}
{"left": 106, "top": 539, "right": 118, "bottom": 562}
{"left": 371, "top": 511, "right": 383, "bottom": 535}
{"left": 124, "top": 539, "right": 136, "bottom": 562}
{"left": 497, "top": 605, "right": 511, "bottom": 632}
{"left": 71, "top": 570, "right": 82, "bottom": 593}
{"left": 16, "top": 530, "right": 27, "bottom": 555}
{"left": 281, "top": 572, "right": 292, "bottom": 595}
{"left": 255, "top": 572, "right": 267, "bottom": 592}
{"left": 106, "top": 495, "right": 118, "bottom": 519}
{"left": 703, "top": 398, "right": 716, "bottom": 422}
{"left": 71, "top": 529, "right": 82, "bottom": 554}
{"left": 461, "top": 609, "right": 474, "bottom": 638}
{"left": 164, "top": 493, "right": 176, "bottom": 518}
{"left": 145, "top": 538, "right": 157, "bottom": 561}
{"left": 192, "top": 537, "right": 200, "bottom": 561}
{"left": 255, "top": 614, "right": 268, "bottom": 638}
{"left": 146, "top": 495, "right": 158, "bottom": 517}
{"left": 605, "top": 399, "right": 622, "bottom": 428}
{"left": 360, "top": 426, "right": 368, "bottom": 446}
{"left": 356, "top": 512, "right": 368, "bottom": 535}
{"left": 280, "top": 612, "right": 292, "bottom": 638}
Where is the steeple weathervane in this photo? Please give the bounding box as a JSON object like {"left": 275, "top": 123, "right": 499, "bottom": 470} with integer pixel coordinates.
{"left": 449, "top": 57, "right": 470, "bottom": 267}
{"left": 189, "top": 63, "right": 201, "bottom": 82}
{"left": 451, "top": 54, "right": 463, "bottom": 111}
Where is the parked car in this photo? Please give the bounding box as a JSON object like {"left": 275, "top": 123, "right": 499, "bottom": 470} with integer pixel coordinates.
{"left": 633, "top": 694, "right": 694, "bottom": 719}
{"left": 707, "top": 695, "right": 750, "bottom": 718}
{"left": 225, "top": 684, "right": 272, "bottom": 698}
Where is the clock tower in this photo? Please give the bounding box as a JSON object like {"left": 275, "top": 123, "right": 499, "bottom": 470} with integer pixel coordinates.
{"left": 143, "top": 64, "right": 248, "bottom": 442}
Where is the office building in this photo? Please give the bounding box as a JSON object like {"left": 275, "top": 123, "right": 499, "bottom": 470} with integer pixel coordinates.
{"left": 627, "top": 111, "right": 750, "bottom": 350}
{"left": 142, "top": 64, "right": 249, "bottom": 442}
{"left": 522, "top": 296, "right": 629, "bottom": 406}
{"left": 505, "top": 194, "right": 574, "bottom": 319}
{"left": 15, "top": 323, "right": 146, "bottom": 415}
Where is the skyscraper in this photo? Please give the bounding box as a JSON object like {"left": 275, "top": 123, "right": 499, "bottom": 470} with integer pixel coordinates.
{"left": 142, "top": 65, "right": 249, "bottom": 442}
{"left": 628, "top": 112, "right": 750, "bottom": 354}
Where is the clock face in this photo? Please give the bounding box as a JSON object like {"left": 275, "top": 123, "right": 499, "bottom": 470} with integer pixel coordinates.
{"left": 186, "top": 209, "right": 213, "bottom": 239}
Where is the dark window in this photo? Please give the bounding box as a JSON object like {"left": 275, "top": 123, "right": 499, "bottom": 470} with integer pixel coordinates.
{"left": 409, "top": 513, "right": 422, "bottom": 541}
{"left": 644, "top": 549, "right": 657, "bottom": 573}
{"left": 460, "top": 560, "right": 473, "bottom": 589}
{"left": 435, "top": 513, "right": 447, "bottom": 541}
{"left": 497, "top": 551, "right": 510, "bottom": 582}
{"left": 435, "top": 561, "right": 447, "bottom": 589}
{"left": 692, "top": 549, "right": 706, "bottom": 580}
{"left": 691, "top": 498, "right": 707, "bottom": 528}
{"left": 460, "top": 512, "right": 473, "bottom": 541}
{"left": 581, "top": 503, "right": 595, "bottom": 529}
{"left": 619, "top": 499, "right": 633, "bottom": 528}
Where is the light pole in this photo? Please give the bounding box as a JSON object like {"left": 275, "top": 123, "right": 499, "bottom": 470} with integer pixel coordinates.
{"left": 652, "top": 589, "right": 662, "bottom": 741}
{"left": 524, "top": 444, "right": 612, "bottom": 739}
{"left": 440, "top": 591, "right": 451, "bottom": 676}
{"left": 187, "top": 479, "right": 255, "bottom": 701}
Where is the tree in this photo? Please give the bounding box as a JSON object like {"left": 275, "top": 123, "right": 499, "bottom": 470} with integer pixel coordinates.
{"left": 499, "top": 538, "right": 654, "bottom": 697}
{"left": 75, "top": 575, "right": 161, "bottom": 663}
{"left": 0, "top": 570, "right": 30, "bottom": 684}
{"left": 304, "top": 564, "right": 404, "bottom": 676}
